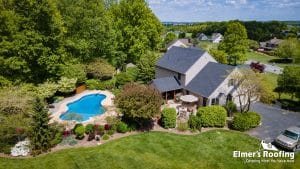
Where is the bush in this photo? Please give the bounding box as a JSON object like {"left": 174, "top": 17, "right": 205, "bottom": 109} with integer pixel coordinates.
{"left": 85, "top": 124, "right": 94, "bottom": 134}
{"left": 85, "top": 79, "right": 101, "bottom": 90}
{"left": 197, "top": 106, "right": 227, "bottom": 127}
{"left": 232, "top": 112, "right": 261, "bottom": 131}
{"left": 104, "top": 124, "right": 111, "bottom": 130}
{"left": 177, "top": 122, "right": 188, "bottom": 132}
{"left": 117, "top": 122, "right": 128, "bottom": 133}
{"left": 188, "top": 115, "right": 201, "bottom": 131}
{"left": 73, "top": 123, "right": 83, "bottom": 133}
{"left": 87, "top": 133, "right": 95, "bottom": 141}
{"left": 161, "top": 108, "right": 177, "bottom": 129}
{"left": 102, "top": 134, "right": 110, "bottom": 140}
{"left": 75, "top": 126, "right": 85, "bottom": 139}
{"left": 224, "top": 101, "right": 237, "bottom": 117}
{"left": 50, "top": 132, "right": 63, "bottom": 146}
{"left": 96, "top": 125, "right": 105, "bottom": 135}
{"left": 107, "top": 129, "right": 115, "bottom": 135}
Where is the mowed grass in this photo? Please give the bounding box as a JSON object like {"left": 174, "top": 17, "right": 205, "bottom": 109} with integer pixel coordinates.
{"left": 246, "top": 52, "right": 300, "bottom": 68}
{"left": 1, "top": 130, "right": 299, "bottom": 169}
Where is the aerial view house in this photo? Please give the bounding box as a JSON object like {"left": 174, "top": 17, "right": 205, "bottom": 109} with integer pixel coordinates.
{"left": 211, "top": 33, "right": 223, "bottom": 43}
{"left": 152, "top": 46, "right": 240, "bottom": 107}
{"left": 196, "top": 33, "right": 209, "bottom": 41}
{"left": 166, "top": 38, "right": 192, "bottom": 50}
{"left": 259, "top": 37, "right": 283, "bottom": 51}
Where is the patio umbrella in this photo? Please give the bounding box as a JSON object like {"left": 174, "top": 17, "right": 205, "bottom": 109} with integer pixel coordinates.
{"left": 180, "top": 95, "right": 198, "bottom": 103}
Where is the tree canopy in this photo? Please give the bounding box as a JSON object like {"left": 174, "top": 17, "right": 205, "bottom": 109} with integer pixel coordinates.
{"left": 219, "top": 22, "right": 249, "bottom": 65}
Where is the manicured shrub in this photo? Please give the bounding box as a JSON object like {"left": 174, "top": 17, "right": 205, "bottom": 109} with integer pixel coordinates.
{"left": 97, "top": 125, "right": 105, "bottom": 135}
{"left": 117, "top": 122, "right": 129, "bottom": 133}
{"left": 85, "top": 124, "right": 94, "bottom": 134}
{"left": 75, "top": 126, "right": 85, "bottom": 139}
{"left": 161, "top": 108, "right": 177, "bottom": 129}
{"left": 73, "top": 123, "right": 83, "bottom": 132}
{"left": 177, "top": 122, "right": 188, "bottom": 132}
{"left": 224, "top": 101, "right": 237, "bottom": 117}
{"left": 197, "top": 106, "right": 227, "bottom": 127}
{"left": 50, "top": 132, "right": 63, "bottom": 146}
{"left": 232, "top": 112, "right": 261, "bottom": 131}
{"left": 107, "top": 129, "right": 115, "bottom": 135}
{"left": 102, "top": 134, "right": 110, "bottom": 140}
{"left": 188, "top": 115, "right": 202, "bottom": 131}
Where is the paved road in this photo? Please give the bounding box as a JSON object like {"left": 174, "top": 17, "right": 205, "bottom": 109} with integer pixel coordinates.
{"left": 247, "top": 102, "right": 300, "bottom": 142}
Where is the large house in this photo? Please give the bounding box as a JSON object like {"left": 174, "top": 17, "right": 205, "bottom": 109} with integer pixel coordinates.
{"left": 259, "top": 37, "right": 283, "bottom": 51}
{"left": 211, "top": 33, "right": 223, "bottom": 43}
{"left": 151, "top": 46, "right": 240, "bottom": 107}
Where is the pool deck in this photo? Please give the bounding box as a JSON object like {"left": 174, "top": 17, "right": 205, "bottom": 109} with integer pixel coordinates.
{"left": 50, "top": 90, "right": 117, "bottom": 125}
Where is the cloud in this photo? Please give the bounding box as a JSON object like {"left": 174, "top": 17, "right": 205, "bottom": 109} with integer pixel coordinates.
{"left": 225, "top": 0, "right": 247, "bottom": 5}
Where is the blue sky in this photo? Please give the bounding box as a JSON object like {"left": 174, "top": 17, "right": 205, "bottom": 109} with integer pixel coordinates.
{"left": 147, "top": 0, "right": 300, "bottom": 22}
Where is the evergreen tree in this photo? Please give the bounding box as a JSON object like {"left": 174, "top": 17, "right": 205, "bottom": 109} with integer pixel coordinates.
{"left": 29, "top": 98, "right": 52, "bottom": 155}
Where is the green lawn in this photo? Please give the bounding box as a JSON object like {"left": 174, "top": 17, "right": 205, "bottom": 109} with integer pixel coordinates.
{"left": 197, "top": 41, "right": 218, "bottom": 51}
{"left": 245, "top": 52, "right": 300, "bottom": 68}
{"left": 1, "top": 130, "right": 299, "bottom": 169}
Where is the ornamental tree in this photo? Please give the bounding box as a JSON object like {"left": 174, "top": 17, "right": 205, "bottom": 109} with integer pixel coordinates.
{"left": 115, "top": 83, "right": 162, "bottom": 129}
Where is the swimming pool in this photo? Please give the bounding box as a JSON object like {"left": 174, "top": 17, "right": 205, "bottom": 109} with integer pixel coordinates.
{"left": 60, "top": 94, "right": 106, "bottom": 122}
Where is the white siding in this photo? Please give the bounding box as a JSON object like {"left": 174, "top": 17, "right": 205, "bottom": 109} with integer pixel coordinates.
{"left": 185, "top": 52, "right": 217, "bottom": 85}
{"left": 167, "top": 41, "right": 187, "bottom": 50}
{"left": 208, "top": 69, "right": 239, "bottom": 105}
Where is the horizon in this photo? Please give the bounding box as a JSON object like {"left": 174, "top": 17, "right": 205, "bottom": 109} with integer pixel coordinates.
{"left": 147, "top": 0, "right": 300, "bottom": 22}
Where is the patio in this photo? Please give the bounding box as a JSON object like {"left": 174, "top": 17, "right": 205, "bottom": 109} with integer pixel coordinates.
{"left": 163, "top": 94, "right": 198, "bottom": 123}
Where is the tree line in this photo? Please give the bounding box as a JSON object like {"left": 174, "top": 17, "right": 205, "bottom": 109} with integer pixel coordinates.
{"left": 0, "top": 0, "right": 163, "bottom": 84}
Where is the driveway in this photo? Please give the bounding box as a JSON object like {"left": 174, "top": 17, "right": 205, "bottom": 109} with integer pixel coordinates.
{"left": 245, "top": 60, "right": 283, "bottom": 74}
{"left": 247, "top": 102, "right": 300, "bottom": 141}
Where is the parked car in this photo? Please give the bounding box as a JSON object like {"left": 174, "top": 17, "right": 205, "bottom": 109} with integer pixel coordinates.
{"left": 275, "top": 126, "right": 300, "bottom": 152}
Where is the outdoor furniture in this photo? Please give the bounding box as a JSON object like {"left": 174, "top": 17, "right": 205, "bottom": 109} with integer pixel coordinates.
{"left": 180, "top": 95, "right": 198, "bottom": 103}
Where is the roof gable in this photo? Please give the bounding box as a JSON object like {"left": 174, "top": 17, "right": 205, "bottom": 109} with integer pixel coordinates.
{"left": 156, "top": 47, "right": 206, "bottom": 74}
{"left": 185, "top": 62, "right": 235, "bottom": 97}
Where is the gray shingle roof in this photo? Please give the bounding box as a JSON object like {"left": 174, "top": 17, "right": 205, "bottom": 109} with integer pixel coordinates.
{"left": 185, "top": 62, "right": 235, "bottom": 98}
{"left": 156, "top": 47, "right": 206, "bottom": 74}
{"left": 152, "top": 76, "right": 182, "bottom": 93}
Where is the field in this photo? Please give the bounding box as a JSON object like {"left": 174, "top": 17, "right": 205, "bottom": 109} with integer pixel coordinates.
{"left": 1, "top": 130, "right": 299, "bottom": 169}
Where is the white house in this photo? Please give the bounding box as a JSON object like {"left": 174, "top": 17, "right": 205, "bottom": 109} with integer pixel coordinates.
{"left": 166, "top": 39, "right": 192, "bottom": 50}
{"left": 211, "top": 33, "right": 223, "bottom": 43}
{"left": 151, "top": 46, "right": 241, "bottom": 107}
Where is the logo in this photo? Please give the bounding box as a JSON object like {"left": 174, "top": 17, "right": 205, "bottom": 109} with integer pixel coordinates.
{"left": 232, "top": 140, "right": 295, "bottom": 163}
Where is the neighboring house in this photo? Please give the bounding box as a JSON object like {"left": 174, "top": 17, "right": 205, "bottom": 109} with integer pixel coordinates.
{"left": 151, "top": 46, "right": 240, "bottom": 107}
{"left": 211, "top": 33, "right": 223, "bottom": 43}
{"left": 166, "top": 39, "right": 192, "bottom": 51}
{"left": 196, "top": 33, "right": 209, "bottom": 41}
{"left": 259, "top": 37, "right": 283, "bottom": 51}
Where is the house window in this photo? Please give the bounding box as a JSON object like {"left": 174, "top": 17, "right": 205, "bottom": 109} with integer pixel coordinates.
{"left": 228, "top": 79, "right": 234, "bottom": 87}
{"left": 211, "top": 98, "right": 219, "bottom": 105}
{"left": 178, "top": 73, "right": 181, "bottom": 80}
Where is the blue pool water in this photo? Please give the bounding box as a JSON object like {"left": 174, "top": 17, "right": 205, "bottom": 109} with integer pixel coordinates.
{"left": 60, "top": 94, "right": 106, "bottom": 122}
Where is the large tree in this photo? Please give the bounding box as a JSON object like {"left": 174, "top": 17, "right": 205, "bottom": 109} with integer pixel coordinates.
{"left": 275, "top": 38, "right": 298, "bottom": 60}
{"left": 137, "top": 51, "right": 160, "bottom": 83}
{"left": 115, "top": 83, "right": 162, "bottom": 129}
{"left": 0, "top": 0, "right": 67, "bottom": 83}
{"left": 109, "top": 0, "right": 163, "bottom": 65}
{"left": 219, "top": 21, "right": 248, "bottom": 65}
{"left": 276, "top": 66, "right": 300, "bottom": 99}
{"left": 58, "top": 0, "right": 117, "bottom": 63}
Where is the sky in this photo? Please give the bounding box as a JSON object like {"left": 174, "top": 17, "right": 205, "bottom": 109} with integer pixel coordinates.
{"left": 147, "top": 0, "right": 300, "bottom": 22}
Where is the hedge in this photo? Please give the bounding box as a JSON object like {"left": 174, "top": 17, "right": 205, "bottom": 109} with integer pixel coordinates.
{"left": 232, "top": 112, "right": 261, "bottom": 131}
{"left": 161, "top": 108, "right": 177, "bottom": 128}
{"left": 197, "top": 106, "right": 227, "bottom": 127}
{"left": 75, "top": 125, "right": 85, "bottom": 139}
